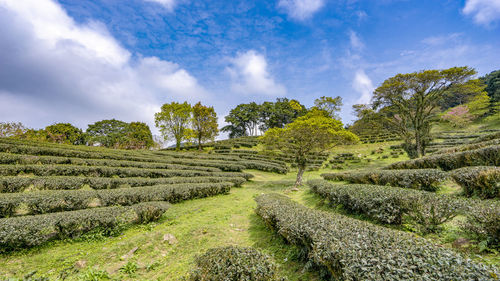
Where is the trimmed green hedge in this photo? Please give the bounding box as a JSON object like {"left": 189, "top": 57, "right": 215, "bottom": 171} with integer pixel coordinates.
{"left": 0, "top": 164, "right": 252, "bottom": 180}
{"left": 255, "top": 193, "right": 498, "bottom": 280}
{"left": 187, "top": 246, "right": 283, "bottom": 281}
{"left": 308, "top": 180, "right": 462, "bottom": 231}
{"left": 463, "top": 200, "right": 500, "bottom": 248}
{"left": 0, "top": 182, "right": 233, "bottom": 217}
{"left": 0, "top": 152, "right": 221, "bottom": 172}
{"left": 450, "top": 166, "right": 500, "bottom": 199}
{"left": 321, "top": 169, "right": 447, "bottom": 191}
{"left": 0, "top": 201, "right": 170, "bottom": 252}
{"left": 0, "top": 175, "right": 246, "bottom": 193}
{"left": 387, "top": 145, "right": 500, "bottom": 171}
{"left": 432, "top": 139, "right": 500, "bottom": 155}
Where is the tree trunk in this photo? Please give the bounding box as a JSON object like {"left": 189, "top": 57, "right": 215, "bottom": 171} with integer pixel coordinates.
{"left": 176, "top": 138, "right": 181, "bottom": 151}
{"left": 415, "top": 131, "right": 423, "bottom": 158}
{"left": 198, "top": 136, "right": 202, "bottom": 151}
{"left": 294, "top": 164, "right": 306, "bottom": 188}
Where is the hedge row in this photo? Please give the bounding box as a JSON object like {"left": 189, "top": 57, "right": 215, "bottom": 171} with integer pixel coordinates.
{"left": 450, "top": 166, "right": 500, "bottom": 199}
{"left": 255, "top": 193, "right": 498, "bottom": 280}
{"left": 321, "top": 169, "right": 447, "bottom": 191}
{"left": 0, "top": 201, "right": 170, "bottom": 252}
{"left": 469, "top": 131, "right": 500, "bottom": 144}
{"left": 463, "top": 200, "right": 500, "bottom": 247}
{"left": 0, "top": 142, "right": 244, "bottom": 172}
{"left": 432, "top": 139, "right": 500, "bottom": 155}
{"left": 386, "top": 145, "right": 500, "bottom": 171}
{"left": 240, "top": 160, "right": 288, "bottom": 174}
{"left": 308, "top": 180, "right": 461, "bottom": 229}
{"left": 0, "top": 182, "right": 233, "bottom": 217}
{"left": 187, "top": 246, "right": 283, "bottom": 281}
{"left": 0, "top": 152, "right": 221, "bottom": 172}
{"left": 0, "top": 164, "right": 252, "bottom": 180}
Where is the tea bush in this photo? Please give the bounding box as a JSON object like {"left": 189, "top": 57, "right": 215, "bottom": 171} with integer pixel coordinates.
{"left": 255, "top": 193, "right": 499, "bottom": 280}
{"left": 450, "top": 166, "right": 500, "bottom": 199}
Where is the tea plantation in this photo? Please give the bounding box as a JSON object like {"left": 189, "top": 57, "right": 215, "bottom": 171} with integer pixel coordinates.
{"left": 0, "top": 129, "right": 499, "bottom": 280}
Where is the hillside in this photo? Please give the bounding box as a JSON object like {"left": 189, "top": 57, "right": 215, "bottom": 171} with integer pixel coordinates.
{"left": 0, "top": 115, "right": 498, "bottom": 280}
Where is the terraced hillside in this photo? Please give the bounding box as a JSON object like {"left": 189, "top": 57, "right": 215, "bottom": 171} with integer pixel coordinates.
{"left": 0, "top": 130, "right": 499, "bottom": 280}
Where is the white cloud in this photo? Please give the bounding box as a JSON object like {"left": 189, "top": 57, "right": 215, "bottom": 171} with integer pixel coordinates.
{"left": 144, "top": 0, "right": 176, "bottom": 11}
{"left": 352, "top": 70, "right": 375, "bottom": 104}
{"left": 227, "top": 50, "right": 286, "bottom": 96}
{"left": 349, "top": 30, "right": 364, "bottom": 50}
{"left": 0, "top": 0, "right": 207, "bottom": 132}
{"left": 463, "top": 0, "right": 500, "bottom": 25}
{"left": 278, "top": 0, "right": 324, "bottom": 20}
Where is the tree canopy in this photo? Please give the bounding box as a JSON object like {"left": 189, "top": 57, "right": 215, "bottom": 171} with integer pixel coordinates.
{"left": 261, "top": 109, "right": 358, "bottom": 187}
{"left": 155, "top": 101, "right": 193, "bottom": 150}
{"left": 45, "top": 123, "right": 85, "bottom": 145}
{"left": 372, "top": 66, "right": 480, "bottom": 158}
{"left": 192, "top": 102, "right": 219, "bottom": 150}
{"left": 313, "top": 96, "right": 343, "bottom": 119}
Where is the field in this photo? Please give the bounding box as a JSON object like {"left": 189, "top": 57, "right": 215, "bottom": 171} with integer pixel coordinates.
{"left": 0, "top": 123, "right": 499, "bottom": 280}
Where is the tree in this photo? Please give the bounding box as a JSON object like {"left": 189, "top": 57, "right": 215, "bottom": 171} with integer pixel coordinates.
{"left": 124, "top": 122, "right": 154, "bottom": 149}
{"left": 45, "top": 123, "right": 85, "bottom": 145}
{"left": 86, "top": 119, "right": 129, "bottom": 148}
{"left": 314, "top": 96, "right": 343, "bottom": 119}
{"left": 222, "top": 102, "right": 260, "bottom": 137}
{"left": 259, "top": 98, "right": 307, "bottom": 132}
{"left": 260, "top": 109, "right": 358, "bottom": 188}
{"left": 0, "top": 122, "right": 26, "bottom": 138}
{"left": 155, "top": 102, "right": 193, "bottom": 150}
{"left": 192, "top": 102, "right": 219, "bottom": 150}
{"left": 480, "top": 69, "right": 500, "bottom": 104}
{"left": 373, "top": 67, "right": 479, "bottom": 158}
{"left": 441, "top": 105, "right": 473, "bottom": 128}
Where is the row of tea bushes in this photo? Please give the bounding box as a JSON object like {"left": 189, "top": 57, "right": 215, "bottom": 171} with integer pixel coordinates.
{"left": 321, "top": 169, "right": 446, "bottom": 191}
{"left": 0, "top": 201, "right": 170, "bottom": 252}
{"left": 0, "top": 152, "right": 222, "bottom": 172}
{"left": 0, "top": 175, "right": 246, "bottom": 193}
{"left": 432, "top": 139, "right": 500, "bottom": 155}
{"left": 308, "top": 180, "right": 460, "bottom": 232}
{"left": 187, "top": 246, "right": 283, "bottom": 281}
{"left": 0, "top": 182, "right": 233, "bottom": 217}
{"left": 0, "top": 164, "right": 252, "bottom": 179}
{"left": 450, "top": 166, "right": 500, "bottom": 199}
{"left": 255, "top": 193, "right": 498, "bottom": 280}
{"left": 386, "top": 145, "right": 500, "bottom": 171}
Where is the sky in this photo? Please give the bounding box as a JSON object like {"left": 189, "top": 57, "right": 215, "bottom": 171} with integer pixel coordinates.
{"left": 0, "top": 0, "right": 499, "bottom": 136}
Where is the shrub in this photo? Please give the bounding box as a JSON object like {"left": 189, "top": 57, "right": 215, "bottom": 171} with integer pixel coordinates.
{"left": 308, "top": 180, "right": 462, "bottom": 232}
{"left": 450, "top": 166, "right": 500, "bottom": 199}
{"left": 0, "top": 175, "right": 246, "bottom": 193}
{"left": 255, "top": 193, "right": 498, "bottom": 280}
{"left": 462, "top": 200, "right": 500, "bottom": 248}
{"left": 386, "top": 145, "right": 500, "bottom": 170}
{"left": 321, "top": 169, "right": 447, "bottom": 191}
{"left": 187, "top": 246, "right": 283, "bottom": 281}
{"left": 0, "top": 182, "right": 232, "bottom": 217}
{"left": 0, "top": 201, "right": 169, "bottom": 252}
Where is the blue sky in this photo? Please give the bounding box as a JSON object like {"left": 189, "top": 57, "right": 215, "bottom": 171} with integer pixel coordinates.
{"left": 0, "top": 0, "right": 499, "bottom": 136}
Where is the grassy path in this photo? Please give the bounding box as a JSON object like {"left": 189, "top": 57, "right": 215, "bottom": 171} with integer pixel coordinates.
{"left": 0, "top": 170, "right": 322, "bottom": 280}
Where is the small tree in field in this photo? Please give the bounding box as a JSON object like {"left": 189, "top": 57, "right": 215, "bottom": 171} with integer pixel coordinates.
{"left": 192, "top": 102, "right": 219, "bottom": 150}
{"left": 0, "top": 122, "right": 26, "bottom": 138}
{"left": 155, "top": 102, "right": 192, "bottom": 150}
{"left": 260, "top": 109, "right": 358, "bottom": 188}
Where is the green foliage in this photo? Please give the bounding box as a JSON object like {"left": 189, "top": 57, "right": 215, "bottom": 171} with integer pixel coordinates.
{"left": 321, "top": 169, "right": 447, "bottom": 191}
{"left": 119, "top": 261, "right": 138, "bottom": 276}
{"left": 45, "top": 123, "right": 85, "bottom": 145}
{"left": 261, "top": 110, "right": 358, "bottom": 187}
{"left": 313, "top": 96, "right": 343, "bottom": 119}
{"left": 467, "top": 91, "right": 491, "bottom": 118}
{"left": 0, "top": 182, "right": 232, "bottom": 217}
{"left": 124, "top": 122, "right": 155, "bottom": 149}
{"left": 0, "top": 202, "right": 170, "bottom": 252}
{"left": 78, "top": 267, "right": 110, "bottom": 281}
{"left": 481, "top": 69, "right": 500, "bottom": 104}
{"left": 308, "top": 180, "right": 462, "bottom": 232}
{"left": 255, "top": 193, "right": 499, "bottom": 280}
{"left": 462, "top": 200, "right": 500, "bottom": 248}
{"left": 187, "top": 246, "right": 284, "bottom": 281}
{"left": 86, "top": 119, "right": 129, "bottom": 148}
{"left": 372, "top": 66, "right": 479, "bottom": 158}
{"left": 192, "top": 102, "right": 219, "bottom": 150}
{"left": 222, "top": 102, "right": 261, "bottom": 138}
{"left": 0, "top": 122, "right": 26, "bottom": 138}
{"left": 450, "top": 166, "right": 500, "bottom": 199}
{"left": 155, "top": 101, "right": 193, "bottom": 150}
{"left": 387, "top": 145, "right": 500, "bottom": 170}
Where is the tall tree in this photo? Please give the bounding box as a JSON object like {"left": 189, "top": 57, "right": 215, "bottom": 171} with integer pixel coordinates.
{"left": 261, "top": 109, "right": 358, "bottom": 188}
{"left": 45, "top": 123, "right": 85, "bottom": 145}
{"left": 481, "top": 69, "right": 500, "bottom": 104}
{"left": 124, "top": 122, "right": 154, "bottom": 149}
{"left": 259, "top": 98, "right": 307, "bottom": 131}
{"left": 222, "top": 102, "right": 261, "bottom": 137}
{"left": 86, "top": 119, "right": 129, "bottom": 148}
{"left": 155, "top": 101, "right": 193, "bottom": 150}
{"left": 314, "top": 96, "right": 343, "bottom": 119}
{"left": 192, "top": 102, "right": 219, "bottom": 150}
{"left": 373, "top": 66, "right": 479, "bottom": 158}
{"left": 0, "top": 122, "right": 26, "bottom": 138}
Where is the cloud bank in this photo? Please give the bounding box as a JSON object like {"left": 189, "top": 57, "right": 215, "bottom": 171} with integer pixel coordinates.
{"left": 463, "top": 0, "right": 500, "bottom": 25}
